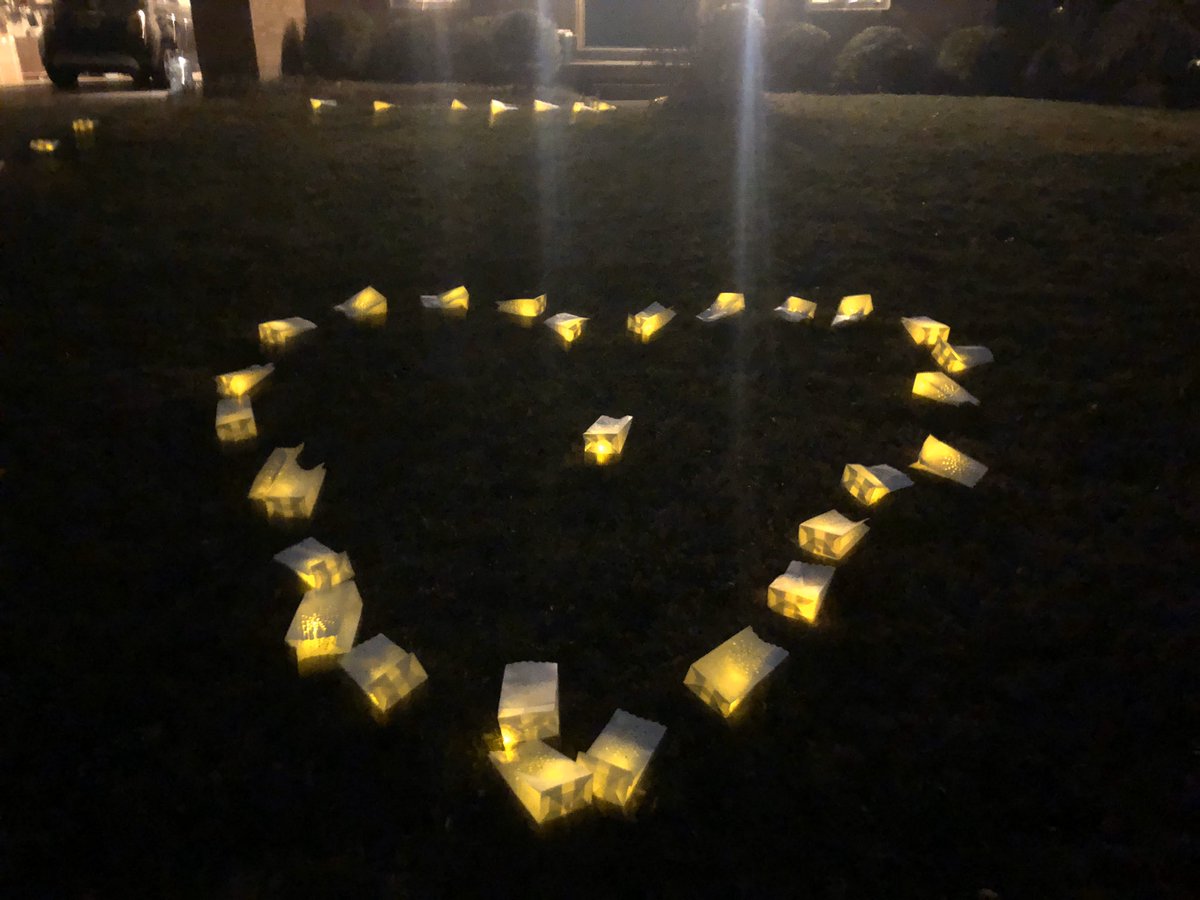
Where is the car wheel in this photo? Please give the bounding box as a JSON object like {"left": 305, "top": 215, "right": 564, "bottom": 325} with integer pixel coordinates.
{"left": 46, "top": 66, "right": 79, "bottom": 89}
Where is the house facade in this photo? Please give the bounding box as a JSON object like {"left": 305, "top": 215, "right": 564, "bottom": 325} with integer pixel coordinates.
{"left": 191, "top": 0, "right": 996, "bottom": 84}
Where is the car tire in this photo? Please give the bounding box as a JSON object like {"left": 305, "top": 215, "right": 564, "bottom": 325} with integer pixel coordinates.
{"left": 46, "top": 66, "right": 79, "bottom": 89}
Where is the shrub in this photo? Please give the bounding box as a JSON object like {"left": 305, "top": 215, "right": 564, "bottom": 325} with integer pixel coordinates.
{"left": 280, "top": 19, "right": 305, "bottom": 78}
{"left": 765, "top": 21, "right": 832, "bottom": 92}
{"left": 368, "top": 15, "right": 449, "bottom": 83}
{"left": 684, "top": 3, "right": 766, "bottom": 108}
{"left": 303, "top": 9, "right": 376, "bottom": 81}
{"left": 489, "top": 10, "right": 561, "bottom": 87}
{"left": 935, "top": 26, "right": 1023, "bottom": 96}
{"left": 1022, "top": 39, "right": 1085, "bottom": 100}
{"left": 831, "top": 26, "right": 930, "bottom": 94}
{"left": 1081, "top": 0, "right": 1200, "bottom": 105}
{"left": 451, "top": 16, "right": 502, "bottom": 84}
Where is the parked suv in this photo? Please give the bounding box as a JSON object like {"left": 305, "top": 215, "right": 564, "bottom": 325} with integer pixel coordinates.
{"left": 40, "top": 0, "right": 195, "bottom": 89}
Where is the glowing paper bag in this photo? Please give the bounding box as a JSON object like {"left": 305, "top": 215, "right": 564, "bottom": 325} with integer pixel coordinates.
{"left": 248, "top": 444, "right": 326, "bottom": 519}
{"left": 333, "top": 285, "right": 387, "bottom": 323}
{"left": 490, "top": 99, "right": 517, "bottom": 122}
{"left": 797, "top": 510, "right": 869, "bottom": 562}
{"left": 931, "top": 338, "right": 993, "bottom": 375}
{"left": 544, "top": 312, "right": 588, "bottom": 343}
{"left": 340, "top": 634, "right": 428, "bottom": 714}
{"left": 577, "top": 710, "right": 666, "bottom": 808}
{"left": 533, "top": 99, "right": 559, "bottom": 112}
{"left": 684, "top": 627, "right": 788, "bottom": 717}
{"left": 831, "top": 294, "right": 874, "bottom": 327}
{"left": 499, "top": 661, "right": 559, "bottom": 749}
{"left": 583, "top": 415, "right": 632, "bottom": 465}
{"left": 775, "top": 296, "right": 817, "bottom": 322}
{"left": 72, "top": 118, "right": 96, "bottom": 135}
{"left": 215, "top": 363, "right": 274, "bottom": 398}
{"left": 696, "top": 292, "right": 745, "bottom": 322}
{"left": 273, "top": 537, "right": 354, "bottom": 590}
{"left": 30, "top": 139, "right": 59, "bottom": 153}
{"left": 912, "top": 371, "right": 980, "bottom": 406}
{"left": 258, "top": 317, "right": 317, "bottom": 349}
{"left": 373, "top": 101, "right": 394, "bottom": 112}
{"left": 841, "top": 463, "right": 914, "bottom": 506}
{"left": 497, "top": 294, "right": 547, "bottom": 318}
{"left": 309, "top": 98, "right": 337, "bottom": 110}
{"left": 490, "top": 739, "right": 594, "bottom": 824}
{"left": 215, "top": 397, "right": 257, "bottom": 443}
{"left": 627, "top": 302, "right": 676, "bottom": 341}
{"left": 450, "top": 99, "right": 468, "bottom": 110}
{"left": 420, "top": 285, "right": 469, "bottom": 312}
{"left": 767, "top": 560, "right": 835, "bottom": 624}
{"left": 901, "top": 316, "right": 950, "bottom": 346}
{"left": 910, "top": 435, "right": 987, "bottom": 487}
{"left": 284, "top": 580, "right": 362, "bottom": 663}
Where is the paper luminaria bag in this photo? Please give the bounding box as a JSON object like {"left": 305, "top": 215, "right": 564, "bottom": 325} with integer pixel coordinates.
{"left": 831, "top": 294, "right": 874, "bottom": 327}
{"left": 420, "top": 285, "right": 470, "bottom": 312}
{"left": 841, "top": 463, "right": 915, "bottom": 506}
{"left": 258, "top": 317, "right": 317, "bottom": 349}
{"left": 577, "top": 709, "right": 667, "bottom": 808}
{"left": 309, "top": 98, "right": 337, "bottom": 110}
{"left": 334, "top": 286, "right": 387, "bottom": 323}
{"left": 931, "top": 338, "right": 993, "bottom": 375}
{"left": 910, "top": 435, "right": 988, "bottom": 487}
{"left": 533, "top": 99, "right": 559, "bottom": 112}
{"left": 450, "top": 98, "right": 468, "bottom": 110}
{"left": 248, "top": 444, "right": 326, "bottom": 519}
{"left": 373, "top": 101, "right": 394, "bottom": 112}
{"left": 490, "top": 739, "right": 594, "bottom": 824}
{"left": 215, "top": 363, "right": 274, "bottom": 398}
{"left": 215, "top": 397, "right": 257, "bottom": 443}
{"left": 697, "top": 292, "right": 745, "bottom": 322}
{"left": 901, "top": 316, "right": 951, "bottom": 346}
{"left": 544, "top": 312, "right": 588, "bottom": 343}
{"left": 797, "top": 510, "right": 870, "bottom": 561}
{"left": 912, "top": 371, "right": 980, "bottom": 406}
{"left": 767, "top": 560, "right": 836, "bottom": 624}
{"left": 498, "top": 661, "right": 560, "bottom": 749}
{"left": 490, "top": 99, "right": 517, "bottom": 122}
{"left": 284, "top": 579, "right": 363, "bottom": 663}
{"left": 339, "top": 633, "right": 428, "bottom": 714}
{"left": 30, "top": 139, "right": 59, "bottom": 153}
{"left": 496, "top": 294, "right": 547, "bottom": 318}
{"left": 72, "top": 118, "right": 97, "bottom": 135}
{"left": 583, "top": 415, "right": 632, "bottom": 465}
{"left": 684, "top": 627, "right": 788, "bottom": 717}
{"left": 775, "top": 296, "right": 817, "bottom": 322}
{"left": 273, "top": 537, "right": 355, "bottom": 590}
{"left": 627, "top": 302, "right": 676, "bottom": 341}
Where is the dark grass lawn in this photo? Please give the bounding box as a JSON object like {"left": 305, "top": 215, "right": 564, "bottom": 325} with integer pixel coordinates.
{"left": 2, "top": 86, "right": 1198, "bottom": 898}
